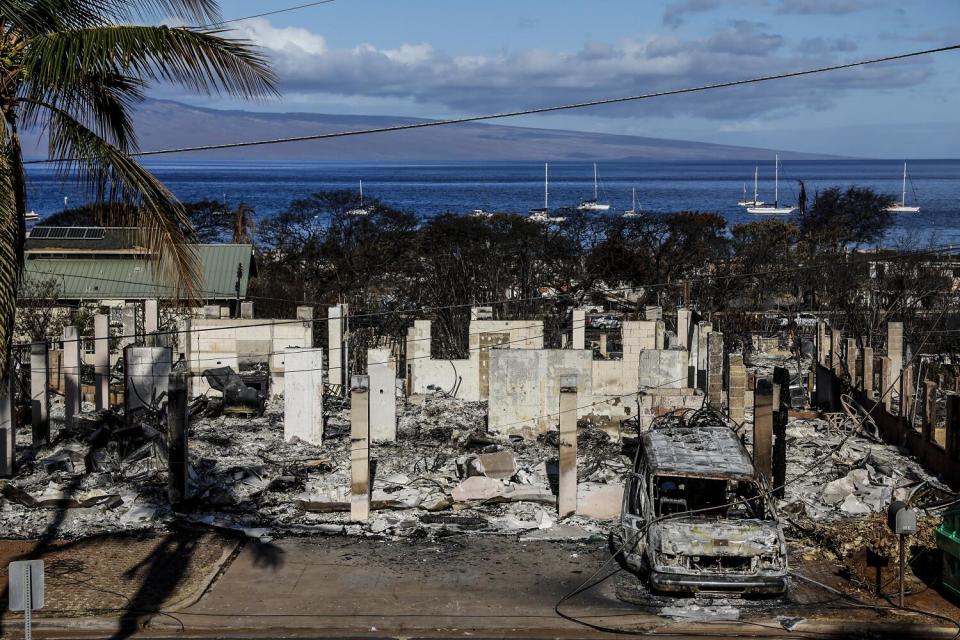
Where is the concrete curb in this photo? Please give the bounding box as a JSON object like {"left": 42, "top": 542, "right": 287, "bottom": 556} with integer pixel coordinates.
{"left": 162, "top": 537, "right": 242, "bottom": 613}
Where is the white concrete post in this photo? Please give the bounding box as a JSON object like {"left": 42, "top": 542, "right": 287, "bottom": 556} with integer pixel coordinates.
{"left": 350, "top": 375, "right": 370, "bottom": 522}
{"left": 94, "top": 313, "right": 110, "bottom": 410}
{"left": 572, "top": 309, "right": 586, "bottom": 350}
{"left": 177, "top": 317, "right": 192, "bottom": 398}
{"left": 328, "top": 304, "right": 349, "bottom": 392}
{"left": 30, "top": 343, "right": 49, "bottom": 447}
{"left": 283, "top": 348, "right": 324, "bottom": 445}
{"left": 122, "top": 302, "right": 137, "bottom": 347}
{"left": 240, "top": 301, "right": 254, "bottom": 319}
{"left": 63, "top": 326, "right": 81, "bottom": 424}
{"left": 1, "top": 365, "right": 15, "bottom": 477}
{"left": 144, "top": 299, "right": 159, "bottom": 335}
{"left": 677, "top": 308, "right": 691, "bottom": 349}
{"left": 559, "top": 374, "right": 578, "bottom": 519}
{"left": 598, "top": 334, "right": 608, "bottom": 358}
{"left": 368, "top": 348, "right": 397, "bottom": 441}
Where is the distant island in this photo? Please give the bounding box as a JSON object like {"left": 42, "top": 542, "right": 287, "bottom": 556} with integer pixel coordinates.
{"left": 21, "top": 99, "right": 842, "bottom": 162}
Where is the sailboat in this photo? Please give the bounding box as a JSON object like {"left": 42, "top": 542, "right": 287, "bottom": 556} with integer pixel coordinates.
{"left": 886, "top": 162, "right": 920, "bottom": 213}
{"left": 623, "top": 188, "right": 641, "bottom": 218}
{"left": 747, "top": 155, "right": 796, "bottom": 215}
{"left": 529, "top": 163, "right": 565, "bottom": 223}
{"left": 737, "top": 167, "right": 764, "bottom": 207}
{"left": 346, "top": 179, "right": 370, "bottom": 215}
{"left": 577, "top": 163, "right": 610, "bottom": 211}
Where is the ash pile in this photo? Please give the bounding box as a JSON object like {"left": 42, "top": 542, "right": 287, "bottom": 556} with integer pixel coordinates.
{"left": 1, "top": 392, "right": 627, "bottom": 540}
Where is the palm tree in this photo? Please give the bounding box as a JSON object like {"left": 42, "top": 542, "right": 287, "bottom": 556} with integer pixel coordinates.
{"left": 232, "top": 202, "right": 255, "bottom": 244}
{"left": 0, "top": 0, "right": 276, "bottom": 372}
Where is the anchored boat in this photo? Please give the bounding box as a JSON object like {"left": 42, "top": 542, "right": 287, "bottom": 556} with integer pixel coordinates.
{"left": 886, "top": 162, "right": 921, "bottom": 213}
{"left": 747, "top": 155, "right": 796, "bottom": 215}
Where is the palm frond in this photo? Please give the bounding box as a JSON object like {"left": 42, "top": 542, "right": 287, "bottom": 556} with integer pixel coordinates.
{"left": 23, "top": 25, "right": 278, "bottom": 100}
{"left": 0, "top": 123, "right": 26, "bottom": 377}
{"left": 43, "top": 102, "right": 201, "bottom": 300}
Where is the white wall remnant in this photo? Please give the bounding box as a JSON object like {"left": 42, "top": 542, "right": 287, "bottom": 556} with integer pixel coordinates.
{"left": 284, "top": 347, "right": 324, "bottom": 445}
{"left": 125, "top": 346, "right": 173, "bottom": 415}
{"left": 558, "top": 374, "right": 578, "bottom": 519}
{"left": 572, "top": 309, "right": 586, "bottom": 350}
{"left": 488, "top": 349, "right": 592, "bottom": 439}
{"left": 94, "top": 313, "right": 110, "bottom": 409}
{"left": 63, "top": 326, "right": 81, "bottom": 424}
{"left": 328, "top": 304, "right": 348, "bottom": 391}
{"left": 351, "top": 375, "right": 370, "bottom": 522}
{"left": 368, "top": 348, "right": 397, "bottom": 441}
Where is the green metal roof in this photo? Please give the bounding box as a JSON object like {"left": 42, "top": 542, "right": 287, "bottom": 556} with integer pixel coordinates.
{"left": 22, "top": 244, "right": 255, "bottom": 301}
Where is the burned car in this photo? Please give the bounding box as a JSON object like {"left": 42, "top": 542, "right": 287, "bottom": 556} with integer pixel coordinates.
{"left": 620, "top": 423, "right": 788, "bottom": 595}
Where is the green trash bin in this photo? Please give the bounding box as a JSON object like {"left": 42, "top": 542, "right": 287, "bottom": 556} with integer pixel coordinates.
{"left": 936, "top": 507, "right": 960, "bottom": 598}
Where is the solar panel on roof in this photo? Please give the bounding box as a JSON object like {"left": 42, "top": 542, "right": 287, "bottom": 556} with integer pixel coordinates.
{"left": 84, "top": 227, "right": 105, "bottom": 239}
{"left": 29, "top": 227, "right": 51, "bottom": 238}
{"left": 48, "top": 228, "right": 68, "bottom": 238}
{"left": 66, "top": 228, "right": 85, "bottom": 239}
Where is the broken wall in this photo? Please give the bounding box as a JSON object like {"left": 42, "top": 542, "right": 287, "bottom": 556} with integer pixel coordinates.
{"left": 188, "top": 317, "right": 313, "bottom": 396}
{"left": 488, "top": 349, "right": 593, "bottom": 439}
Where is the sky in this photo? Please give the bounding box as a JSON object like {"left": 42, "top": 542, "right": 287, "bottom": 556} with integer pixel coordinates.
{"left": 160, "top": 0, "right": 960, "bottom": 158}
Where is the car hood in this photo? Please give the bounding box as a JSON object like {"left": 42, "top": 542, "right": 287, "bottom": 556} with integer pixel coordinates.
{"left": 651, "top": 518, "right": 783, "bottom": 556}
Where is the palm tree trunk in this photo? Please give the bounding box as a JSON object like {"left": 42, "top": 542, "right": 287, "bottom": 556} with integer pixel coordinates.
{"left": 0, "top": 115, "right": 26, "bottom": 377}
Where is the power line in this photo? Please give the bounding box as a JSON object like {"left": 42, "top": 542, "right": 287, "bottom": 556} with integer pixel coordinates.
{"left": 22, "top": 43, "right": 959, "bottom": 163}
{"left": 200, "top": 0, "right": 337, "bottom": 29}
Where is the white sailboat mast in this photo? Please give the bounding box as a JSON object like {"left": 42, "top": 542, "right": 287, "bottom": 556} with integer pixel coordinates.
{"left": 632, "top": 187, "right": 636, "bottom": 211}
{"left": 753, "top": 166, "right": 759, "bottom": 203}
{"left": 902, "top": 162, "right": 907, "bottom": 206}
{"left": 545, "top": 162, "right": 549, "bottom": 209}
{"left": 594, "top": 163, "right": 598, "bottom": 200}
{"left": 774, "top": 154, "right": 779, "bottom": 206}
{"left": 359, "top": 179, "right": 363, "bottom": 207}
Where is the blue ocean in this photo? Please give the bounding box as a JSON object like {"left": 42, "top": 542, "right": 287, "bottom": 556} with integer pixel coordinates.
{"left": 23, "top": 159, "right": 960, "bottom": 244}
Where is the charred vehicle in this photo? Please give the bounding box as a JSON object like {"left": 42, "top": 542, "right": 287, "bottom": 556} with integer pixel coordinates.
{"left": 620, "top": 422, "right": 788, "bottom": 595}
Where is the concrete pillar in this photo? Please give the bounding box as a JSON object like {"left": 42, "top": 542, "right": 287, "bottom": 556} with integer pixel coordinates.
{"left": 63, "top": 326, "right": 81, "bottom": 424}
{"left": 94, "top": 313, "right": 110, "bottom": 410}
{"left": 677, "top": 308, "right": 691, "bottom": 350}
{"left": 283, "top": 348, "right": 324, "bottom": 445}
{"left": 817, "top": 320, "right": 829, "bottom": 367}
{"left": 645, "top": 305, "right": 662, "bottom": 322}
{"left": 831, "top": 329, "right": 843, "bottom": 376}
{"left": 753, "top": 378, "right": 773, "bottom": 486}
{"left": 655, "top": 320, "right": 666, "bottom": 350}
{"left": 144, "top": 299, "right": 159, "bottom": 335}
{"left": 727, "top": 354, "right": 746, "bottom": 425}
{"left": 350, "top": 375, "right": 370, "bottom": 522}
{"left": 696, "top": 322, "right": 712, "bottom": 391}
{"left": 901, "top": 365, "right": 914, "bottom": 420}
{"left": 598, "top": 333, "right": 608, "bottom": 357}
{"left": 572, "top": 309, "right": 586, "bottom": 350}
{"left": 880, "top": 356, "right": 893, "bottom": 413}
{"left": 30, "top": 342, "right": 49, "bottom": 447}
{"left": 368, "top": 348, "right": 397, "bottom": 441}
{"left": 1, "top": 367, "right": 15, "bottom": 477}
{"left": 296, "top": 306, "right": 314, "bottom": 321}
{"left": 846, "top": 337, "right": 858, "bottom": 385}
{"left": 924, "top": 381, "right": 938, "bottom": 444}
{"left": 328, "top": 304, "right": 348, "bottom": 392}
{"left": 863, "top": 347, "right": 874, "bottom": 396}
{"left": 707, "top": 331, "right": 724, "bottom": 410}
{"left": 203, "top": 305, "right": 220, "bottom": 319}
{"left": 178, "top": 317, "right": 192, "bottom": 398}
{"left": 122, "top": 302, "right": 137, "bottom": 347}
{"left": 558, "top": 375, "right": 578, "bottom": 519}
{"left": 168, "top": 371, "right": 188, "bottom": 506}
{"left": 240, "top": 301, "right": 254, "bottom": 319}
{"left": 888, "top": 321, "right": 904, "bottom": 376}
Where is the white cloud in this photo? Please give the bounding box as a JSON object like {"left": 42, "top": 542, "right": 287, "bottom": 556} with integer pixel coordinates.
{"left": 223, "top": 18, "right": 933, "bottom": 122}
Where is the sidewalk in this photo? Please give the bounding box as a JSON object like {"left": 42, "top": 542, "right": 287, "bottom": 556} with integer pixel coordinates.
{"left": 2, "top": 532, "right": 957, "bottom": 639}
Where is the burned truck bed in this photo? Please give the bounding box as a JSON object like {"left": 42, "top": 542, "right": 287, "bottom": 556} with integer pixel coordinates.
{"left": 621, "top": 414, "right": 788, "bottom": 595}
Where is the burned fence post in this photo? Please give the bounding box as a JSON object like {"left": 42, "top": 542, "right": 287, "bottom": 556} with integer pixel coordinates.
{"left": 284, "top": 348, "right": 324, "bottom": 445}
{"left": 846, "top": 338, "right": 858, "bottom": 385}
{"left": 1, "top": 364, "right": 15, "bottom": 477}
{"left": 772, "top": 367, "right": 791, "bottom": 499}
{"left": 924, "top": 381, "right": 938, "bottom": 444}
{"left": 831, "top": 329, "right": 843, "bottom": 377}
{"left": 168, "top": 371, "right": 189, "bottom": 506}
{"left": 558, "top": 374, "right": 578, "bottom": 519}
{"left": 30, "top": 342, "right": 49, "bottom": 447}
{"left": 677, "top": 307, "right": 691, "bottom": 350}
{"left": 901, "top": 365, "right": 914, "bottom": 422}
{"left": 63, "top": 326, "right": 81, "bottom": 426}
{"left": 121, "top": 301, "right": 137, "bottom": 348}
{"left": 94, "top": 313, "right": 110, "bottom": 410}
{"left": 947, "top": 394, "right": 960, "bottom": 463}
{"left": 753, "top": 378, "right": 774, "bottom": 486}
{"left": 880, "top": 356, "right": 893, "bottom": 414}
{"left": 351, "top": 375, "right": 370, "bottom": 522}
{"left": 888, "top": 321, "right": 904, "bottom": 381}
